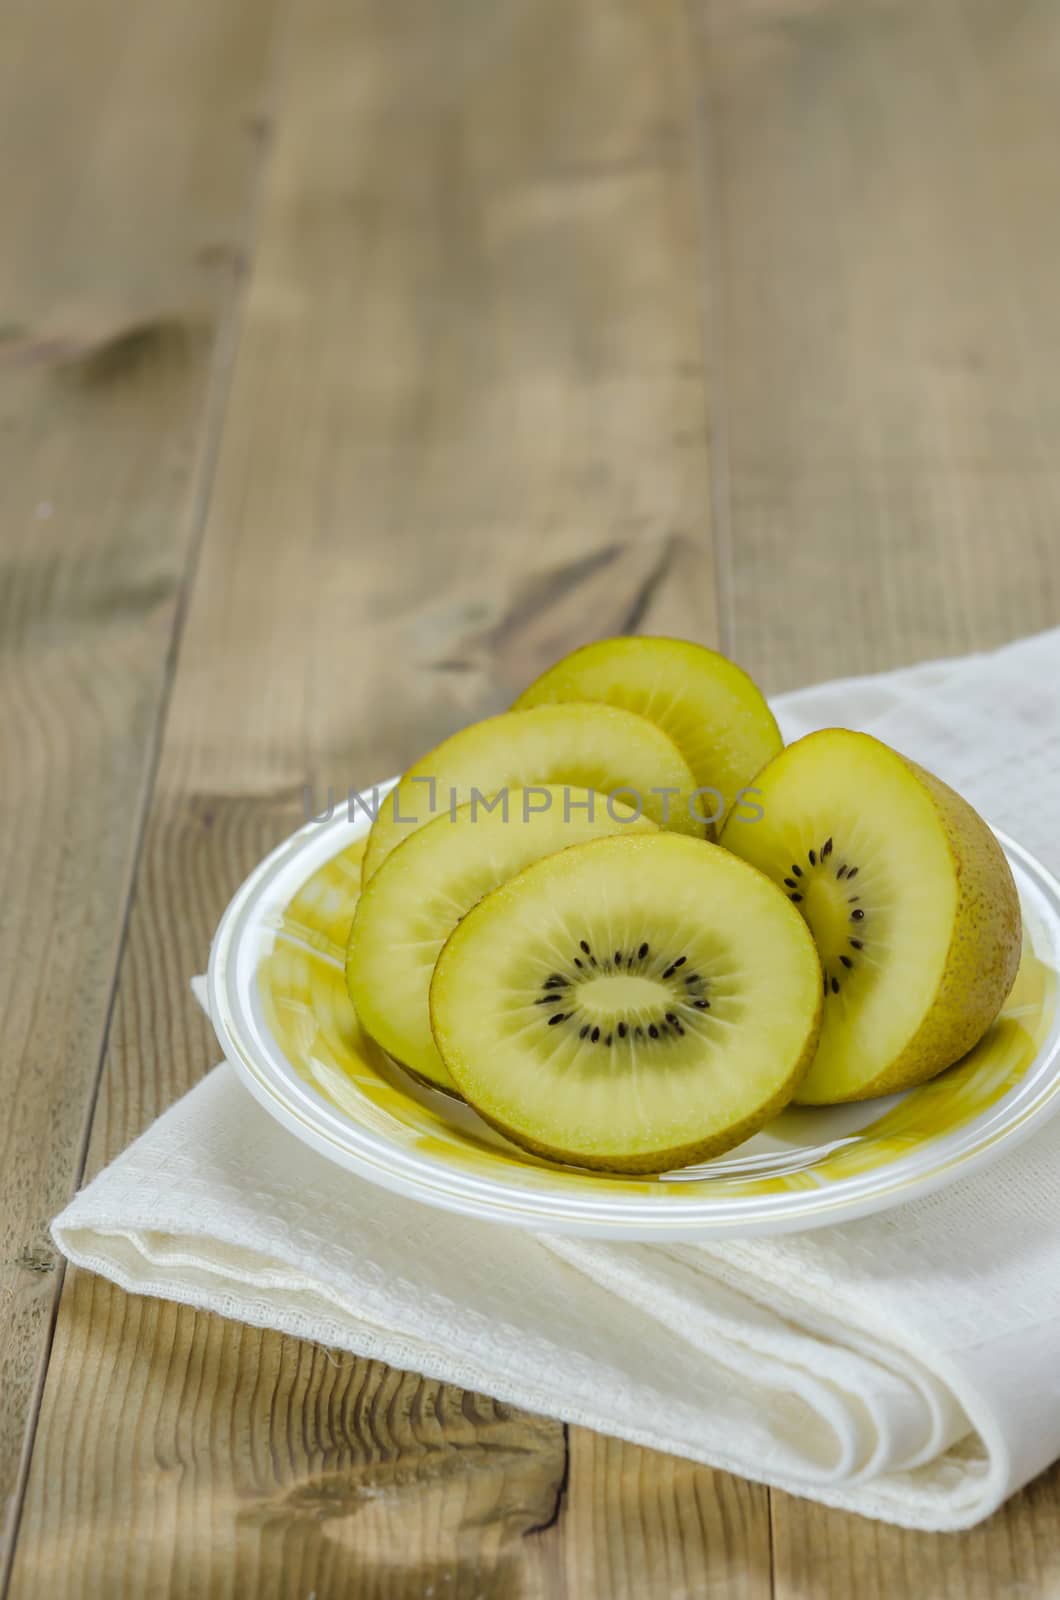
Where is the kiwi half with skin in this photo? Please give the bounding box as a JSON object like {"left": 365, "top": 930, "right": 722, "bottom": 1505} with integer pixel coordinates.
{"left": 363, "top": 703, "right": 702, "bottom": 881}
{"left": 513, "top": 637, "right": 782, "bottom": 828}
{"left": 429, "top": 833, "right": 823, "bottom": 1172}
{"left": 719, "top": 729, "right": 1022, "bottom": 1104}
{"left": 347, "top": 787, "right": 657, "bottom": 1094}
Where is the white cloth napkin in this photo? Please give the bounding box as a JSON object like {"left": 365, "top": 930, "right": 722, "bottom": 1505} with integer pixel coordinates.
{"left": 53, "top": 628, "right": 1060, "bottom": 1530}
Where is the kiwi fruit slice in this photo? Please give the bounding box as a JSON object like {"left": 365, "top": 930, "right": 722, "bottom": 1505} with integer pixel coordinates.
{"left": 347, "top": 787, "right": 657, "bottom": 1094}
{"left": 363, "top": 703, "right": 702, "bottom": 881}
{"left": 429, "top": 833, "right": 823, "bottom": 1172}
{"left": 513, "top": 636, "right": 782, "bottom": 828}
{"left": 719, "top": 729, "right": 1022, "bottom": 1105}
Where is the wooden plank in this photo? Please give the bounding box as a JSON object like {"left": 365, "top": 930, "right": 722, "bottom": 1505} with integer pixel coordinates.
{"left": 694, "top": 0, "right": 1060, "bottom": 1591}
{"left": 13, "top": 1278, "right": 567, "bottom": 1599}
{"left": 9, "top": 0, "right": 750, "bottom": 1595}
{"left": 697, "top": 0, "right": 1060, "bottom": 695}
{"left": 0, "top": 0, "right": 280, "bottom": 1570}
{"left": 770, "top": 1476, "right": 1060, "bottom": 1600}
{"left": 563, "top": 1433, "right": 772, "bottom": 1600}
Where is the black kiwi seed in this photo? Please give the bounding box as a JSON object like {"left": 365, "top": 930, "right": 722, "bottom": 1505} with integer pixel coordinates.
{"left": 665, "top": 1012, "right": 678, "bottom": 1025}
{"left": 849, "top": 895, "right": 860, "bottom": 904}
{"left": 837, "top": 864, "right": 847, "bottom": 879}
{"left": 574, "top": 957, "right": 584, "bottom": 969}
{"left": 548, "top": 1013, "right": 566, "bottom": 1025}
{"left": 580, "top": 1025, "right": 590, "bottom": 1039}
{"left": 830, "top": 976, "right": 840, "bottom": 994}
{"left": 591, "top": 1026, "right": 600, "bottom": 1043}
{"left": 634, "top": 1025, "right": 644, "bottom": 1038}
{"left": 543, "top": 975, "right": 566, "bottom": 988}
{"left": 605, "top": 1033, "right": 613, "bottom": 1047}
{"left": 580, "top": 940, "right": 591, "bottom": 954}
{"left": 822, "top": 837, "right": 833, "bottom": 857}
{"left": 851, "top": 908, "right": 865, "bottom": 921}
{"left": 792, "top": 863, "right": 803, "bottom": 877}
{"left": 693, "top": 998, "right": 710, "bottom": 1009}
{"left": 840, "top": 955, "right": 853, "bottom": 969}
{"left": 850, "top": 938, "right": 863, "bottom": 950}
{"left": 784, "top": 877, "right": 797, "bottom": 888}
{"left": 685, "top": 973, "right": 699, "bottom": 985}
{"left": 535, "top": 996, "right": 555, "bottom": 1006}
{"left": 809, "top": 849, "right": 817, "bottom": 866}
{"left": 847, "top": 866, "right": 859, "bottom": 880}
{"left": 648, "top": 1024, "right": 660, "bottom": 1039}
{"left": 790, "top": 893, "right": 803, "bottom": 903}
{"left": 674, "top": 1022, "right": 685, "bottom": 1036}
{"left": 618, "top": 1022, "right": 627, "bottom": 1038}
{"left": 638, "top": 941, "right": 649, "bottom": 960}
{"left": 614, "top": 951, "right": 622, "bottom": 965}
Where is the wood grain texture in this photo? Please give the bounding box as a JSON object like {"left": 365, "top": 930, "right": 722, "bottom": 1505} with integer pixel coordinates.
{"left": 692, "top": 0, "right": 1060, "bottom": 1593}
{"left": 8, "top": 0, "right": 753, "bottom": 1595}
{"left": 10, "top": 0, "right": 1060, "bottom": 1593}
{"left": 14, "top": 1274, "right": 566, "bottom": 1600}
{"left": 696, "top": 0, "right": 1060, "bottom": 693}
{"left": 563, "top": 1432, "right": 772, "bottom": 1600}
{"left": 769, "top": 1471, "right": 1060, "bottom": 1600}
{"left": 0, "top": 0, "right": 279, "bottom": 1568}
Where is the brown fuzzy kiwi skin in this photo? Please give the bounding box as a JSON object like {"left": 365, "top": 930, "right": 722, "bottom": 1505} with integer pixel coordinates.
{"left": 795, "top": 744, "right": 1023, "bottom": 1106}
{"left": 428, "top": 860, "right": 824, "bottom": 1175}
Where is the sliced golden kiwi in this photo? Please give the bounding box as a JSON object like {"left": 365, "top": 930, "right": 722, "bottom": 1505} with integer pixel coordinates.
{"left": 513, "top": 636, "right": 782, "bottom": 827}
{"left": 363, "top": 703, "right": 702, "bottom": 881}
{"left": 347, "top": 786, "right": 657, "bottom": 1094}
{"left": 429, "top": 833, "right": 823, "bottom": 1172}
{"left": 719, "top": 729, "right": 1022, "bottom": 1104}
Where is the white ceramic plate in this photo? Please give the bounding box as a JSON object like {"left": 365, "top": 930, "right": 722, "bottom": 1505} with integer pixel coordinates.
{"left": 206, "top": 786, "right": 1060, "bottom": 1239}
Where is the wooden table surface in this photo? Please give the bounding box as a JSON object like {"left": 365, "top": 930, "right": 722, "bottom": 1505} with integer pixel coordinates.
{"left": 3, "top": 0, "right": 1060, "bottom": 1594}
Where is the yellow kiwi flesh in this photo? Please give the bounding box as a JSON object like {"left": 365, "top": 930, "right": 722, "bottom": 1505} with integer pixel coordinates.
{"left": 347, "top": 787, "right": 657, "bottom": 1093}
{"left": 363, "top": 703, "right": 702, "bottom": 881}
{"left": 720, "top": 729, "right": 1021, "bottom": 1104}
{"left": 429, "top": 833, "right": 823, "bottom": 1172}
{"left": 513, "top": 636, "right": 782, "bottom": 828}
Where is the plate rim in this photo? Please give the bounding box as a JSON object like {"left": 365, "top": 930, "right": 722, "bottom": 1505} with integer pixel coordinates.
{"left": 206, "top": 795, "right": 1060, "bottom": 1239}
